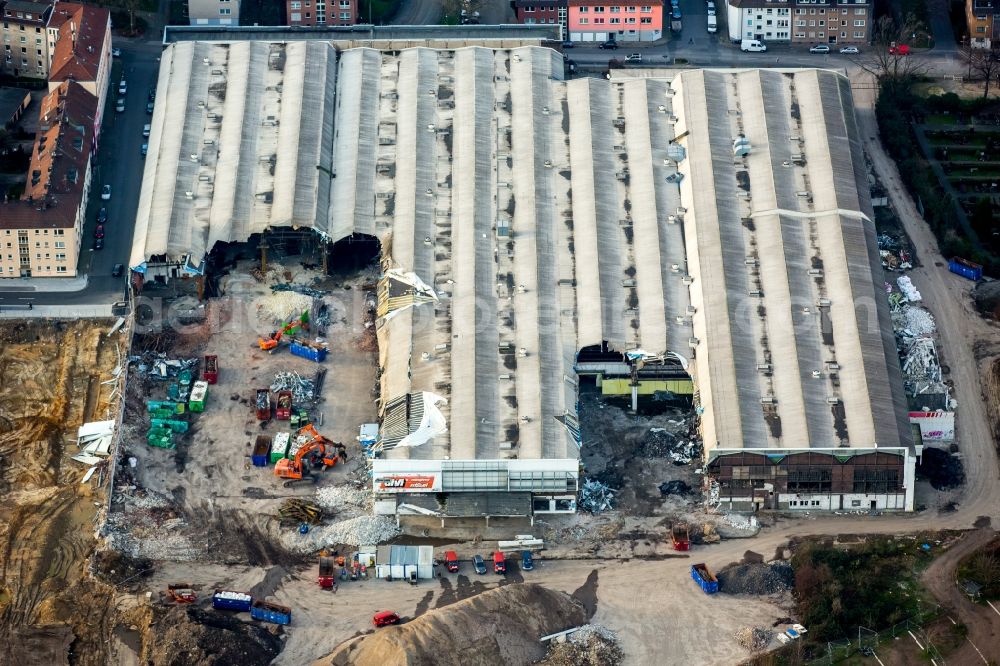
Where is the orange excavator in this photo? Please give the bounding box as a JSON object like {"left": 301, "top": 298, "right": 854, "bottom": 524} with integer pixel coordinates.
{"left": 274, "top": 424, "right": 339, "bottom": 487}
{"left": 258, "top": 310, "right": 309, "bottom": 352}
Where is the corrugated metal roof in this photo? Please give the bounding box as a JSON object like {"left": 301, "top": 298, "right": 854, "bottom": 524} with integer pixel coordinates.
{"left": 133, "top": 47, "right": 910, "bottom": 464}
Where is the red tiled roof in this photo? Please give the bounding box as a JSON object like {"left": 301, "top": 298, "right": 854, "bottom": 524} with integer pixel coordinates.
{"left": 0, "top": 80, "right": 96, "bottom": 230}
{"left": 48, "top": 3, "right": 110, "bottom": 84}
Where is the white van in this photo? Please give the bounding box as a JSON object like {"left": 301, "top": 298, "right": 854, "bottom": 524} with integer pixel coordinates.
{"left": 741, "top": 39, "right": 767, "bottom": 52}
{"left": 707, "top": 15, "right": 717, "bottom": 33}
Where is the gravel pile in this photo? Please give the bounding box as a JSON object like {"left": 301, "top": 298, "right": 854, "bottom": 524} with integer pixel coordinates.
{"left": 717, "top": 561, "right": 793, "bottom": 595}
{"left": 309, "top": 515, "right": 400, "bottom": 548}
{"left": 315, "top": 484, "right": 371, "bottom": 512}
{"left": 733, "top": 626, "right": 773, "bottom": 652}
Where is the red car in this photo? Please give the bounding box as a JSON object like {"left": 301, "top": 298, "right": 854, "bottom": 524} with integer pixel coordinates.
{"left": 493, "top": 551, "right": 506, "bottom": 574}
{"left": 888, "top": 43, "right": 910, "bottom": 56}
{"left": 373, "top": 611, "right": 400, "bottom": 627}
{"left": 94, "top": 224, "right": 105, "bottom": 238}
{"left": 445, "top": 550, "right": 459, "bottom": 573}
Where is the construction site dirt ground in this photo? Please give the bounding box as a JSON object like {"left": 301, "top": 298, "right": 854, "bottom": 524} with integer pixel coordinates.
{"left": 113, "top": 260, "right": 381, "bottom": 563}
{"left": 0, "top": 319, "right": 126, "bottom": 666}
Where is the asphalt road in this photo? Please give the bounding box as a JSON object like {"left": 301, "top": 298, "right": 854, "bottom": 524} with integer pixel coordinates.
{"left": 0, "top": 39, "right": 161, "bottom": 309}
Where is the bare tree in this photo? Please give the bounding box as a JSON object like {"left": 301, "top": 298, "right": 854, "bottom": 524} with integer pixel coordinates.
{"left": 960, "top": 45, "right": 1000, "bottom": 98}
{"left": 859, "top": 14, "right": 929, "bottom": 94}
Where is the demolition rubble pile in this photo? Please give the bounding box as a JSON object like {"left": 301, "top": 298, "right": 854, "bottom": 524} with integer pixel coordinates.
{"left": 256, "top": 291, "right": 313, "bottom": 323}
{"left": 886, "top": 275, "right": 950, "bottom": 400}
{"left": 539, "top": 625, "right": 625, "bottom": 666}
{"left": 716, "top": 561, "right": 793, "bottom": 595}
{"left": 579, "top": 478, "right": 616, "bottom": 514}
{"left": 641, "top": 424, "right": 702, "bottom": 464}
{"left": 733, "top": 626, "right": 773, "bottom": 652}
{"left": 878, "top": 233, "right": 913, "bottom": 272}
{"left": 288, "top": 515, "right": 400, "bottom": 552}
{"left": 270, "top": 372, "right": 316, "bottom": 402}
{"left": 315, "top": 484, "right": 371, "bottom": 512}
{"left": 130, "top": 353, "right": 199, "bottom": 380}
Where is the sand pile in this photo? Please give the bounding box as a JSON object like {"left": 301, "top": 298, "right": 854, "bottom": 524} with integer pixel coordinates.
{"left": 319, "top": 584, "right": 587, "bottom": 666}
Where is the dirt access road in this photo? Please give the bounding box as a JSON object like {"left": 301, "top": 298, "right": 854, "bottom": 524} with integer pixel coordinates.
{"left": 922, "top": 528, "right": 1000, "bottom": 664}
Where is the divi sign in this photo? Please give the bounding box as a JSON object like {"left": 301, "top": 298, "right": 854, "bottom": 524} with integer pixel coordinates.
{"left": 375, "top": 474, "right": 438, "bottom": 492}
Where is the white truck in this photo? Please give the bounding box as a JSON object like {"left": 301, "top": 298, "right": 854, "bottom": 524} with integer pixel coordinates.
{"left": 741, "top": 39, "right": 766, "bottom": 52}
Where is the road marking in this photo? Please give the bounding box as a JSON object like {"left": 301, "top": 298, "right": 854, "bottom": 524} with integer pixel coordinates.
{"left": 968, "top": 637, "right": 989, "bottom": 664}
{"left": 987, "top": 600, "right": 1000, "bottom": 618}
{"left": 908, "top": 630, "right": 924, "bottom": 650}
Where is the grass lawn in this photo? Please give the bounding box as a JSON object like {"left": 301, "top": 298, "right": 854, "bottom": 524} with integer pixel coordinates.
{"left": 926, "top": 114, "right": 960, "bottom": 126}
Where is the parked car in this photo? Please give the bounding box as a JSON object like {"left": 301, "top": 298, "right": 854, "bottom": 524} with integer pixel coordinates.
{"left": 372, "top": 611, "right": 401, "bottom": 628}
{"left": 809, "top": 44, "right": 830, "bottom": 54}
{"left": 118, "top": 80, "right": 127, "bottom": 95}
{"left": 561, "top": 40, "right": 574, "bottom": 49}
{"left": 148, "top": 88, "right": 156, "bottom": 102}
{"left": 670, "top": 7, "right": 682, "bottom": 19}
{"left": 97, "top": 207, "right": 107, "bottom": 224}
{"left": 889, "top": 43, "right": 910, "bottom": 55}
{"left": 101, "top": 184, "right": 111, "bottom": 200}
{"left": 493, "top": 551, "right": 506, "bottom": 574}
{"left": 625, "top": 53, "right": 642, "bottom": 63}
{"left": 706, "top": 1, "right": 716, "bottom": 15}
{"left": 445, "top": 551, "right": 459, "bottom": 573}
{"left": 599, "top": 40, "right": 618, "bottom": 50}
{"left": 93, "top": 237, "right": 104, "bottom": 250}
{"left": 112, "top": 263, "right": 124, "bottom": 278}
{"left": 472, "top": 554, "right": 487, "bottom": 575}
{"left": 143, "top": 123, "right": 151, "bottom": 137}
{"left": 839, "top": 46, "right": 860, "bottom": 54}
{"left": 94, "top": 224, "right": 105, "bottom": 239}
{"left": 521, "top": 551, "right": 534, "bottom": 571}
{"left": 141, "top": 143, "right": 148, "bottom": 156}
{"left": 741, "top": 39, "right": 767, "bottom": 52}
{"left": 146, "top": 101, "right": 154, "bottom": 114}
{"left": 115, "top": 98, "right": 125, "bottom": 113}
{"left": 112, "top": 47, "right": 121, "bottom": 57}
{"left": 670, "top": 0, "right": 679, "bottom": 6}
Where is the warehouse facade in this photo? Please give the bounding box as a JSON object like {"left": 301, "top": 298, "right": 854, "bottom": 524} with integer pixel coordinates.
{"left": 132, "top": 39, "right": 915, "bottom": 517}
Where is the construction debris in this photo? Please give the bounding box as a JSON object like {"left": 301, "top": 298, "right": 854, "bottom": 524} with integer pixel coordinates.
{"left": 271, "top": 283, "right": 329, "bottom": 298}
{"left": 658, "top": 479, "right": 693, "bottom": 496}
{"left": 897, "top": 275, "right": 922, "bottom": 302}
{"left": 296, "top": 515, "right": 401, "bottom": 550}
{"left": 539, "top": 624, "right": 625, "bottom": 666}
{"left": 579, "top": 478, "right": 616, "bottom": 514}
{"left": 733, "top": 626, "right": 773, "bottom": 652}
{"left": 717, "top": 561, "right": 793, "bottom": 595}
{"left": 315, "top": 485, "right": 371, "bottom": 512}
{"left": 641, "top": 427, "right": 702, "bottom": 464}
{"left": 256, "top": 291, "right": 313, "bottom": 323}
{"left": 130, "top": 354, "right": 200, "bottom": 380}
{"left": 270, "top": 372, "right": 316, "bottom": 402}
{"left": 279, "top": 498, "right": 325, "bottom": 525}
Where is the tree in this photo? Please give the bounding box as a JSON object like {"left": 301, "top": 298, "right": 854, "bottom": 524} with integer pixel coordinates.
{"left": 859, "top": 14, "right": 930, "bottom": 95}
{"left": 960, "top": 45, "right": 1000, "bottom": 98}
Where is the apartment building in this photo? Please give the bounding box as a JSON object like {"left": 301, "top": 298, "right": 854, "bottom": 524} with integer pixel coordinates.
{"left": 727, "top": 0, "right": 870, "bottom": 46}
{"left": 47, "top": 3, "right": 111, "bottom": 131}
{"left": 0, "top": 81, "right": 96, "bottom": 278}
{"left": 513, "top": 0, "right": 568, "bottom": 38}
{"left": 567, "top": 0, "right": 663, "bottom": 42}
{"left": 1, "top": 0, "right": 53, "bottom": 79}
{"left": 287, "top": 0, "right": 355, "bottom": 25}
{"left": 967, "top": 0, "right": 1000, "bottom": 48}
{"left": 188, "top": 0, "right": 240, "bottom": 25}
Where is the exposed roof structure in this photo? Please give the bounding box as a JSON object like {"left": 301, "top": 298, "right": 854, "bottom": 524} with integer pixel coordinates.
{"left": 133, "top": 43, "right": 911, "bottom": 465}
{"left": 162, "top": 24, "right": 561, "bottom": 45}
{"left": 0, "top": 80, "right": 96, "bottom": 229}
{"left": 48, "top": 3, "right": 110, "bottom": 84}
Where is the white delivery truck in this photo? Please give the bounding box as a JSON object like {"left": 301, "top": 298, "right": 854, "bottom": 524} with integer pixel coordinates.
{"left": 741, "top": 39, "right": 766, "bottom": 52}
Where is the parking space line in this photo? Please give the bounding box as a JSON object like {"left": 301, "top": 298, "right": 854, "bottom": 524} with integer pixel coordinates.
{"left": 907, "top": 630, "right": 924, "bottom": 650}
{"left": 987, "top": 600, "right": 1000, "bottom": 618}
{"left": 872, "top": 653, "right": 886, "bottom": 666}
{"left": 968, "top": 637, "right": 989, "bottom": 664}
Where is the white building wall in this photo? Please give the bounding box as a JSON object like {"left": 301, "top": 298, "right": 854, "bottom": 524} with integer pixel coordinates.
{"left": 733, "top": 6, "right": 791, "bottom": 42}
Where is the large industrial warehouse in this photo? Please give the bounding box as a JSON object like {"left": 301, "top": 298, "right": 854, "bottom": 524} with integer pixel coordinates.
{"left": 131, "top": 38, "right": 916, "bottom": 517}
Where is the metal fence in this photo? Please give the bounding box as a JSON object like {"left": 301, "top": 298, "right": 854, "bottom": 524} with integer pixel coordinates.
{"left": 807, "top": 604, "right": 947, "bottom": 665}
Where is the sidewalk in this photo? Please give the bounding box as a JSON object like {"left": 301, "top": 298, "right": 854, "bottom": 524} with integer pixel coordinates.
{"left": 0, "top": 274, "right": 89, "bottom": 292}
{"left": 0, "top": 303, "right": 114, "bottom": 318}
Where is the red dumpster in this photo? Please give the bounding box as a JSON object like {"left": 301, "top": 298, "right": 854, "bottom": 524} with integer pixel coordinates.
{"left": 203, "top": 355, "right": 218, "bottom": 384}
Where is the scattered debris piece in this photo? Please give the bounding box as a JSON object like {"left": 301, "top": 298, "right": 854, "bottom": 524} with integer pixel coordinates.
{"left": 540, "top": 624, "right": 625, "bottom": 666}
{"left": 270, "top": 372, "right": 316, "bottom": 402}
{"left": 271, "top": 283, "right": 329, "bottom": 298}
{"left": 897, "top": 275, "right": 922, "bottom": 302}
{"left": 279, "top": 499, "right": 324, "bottom": 525}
